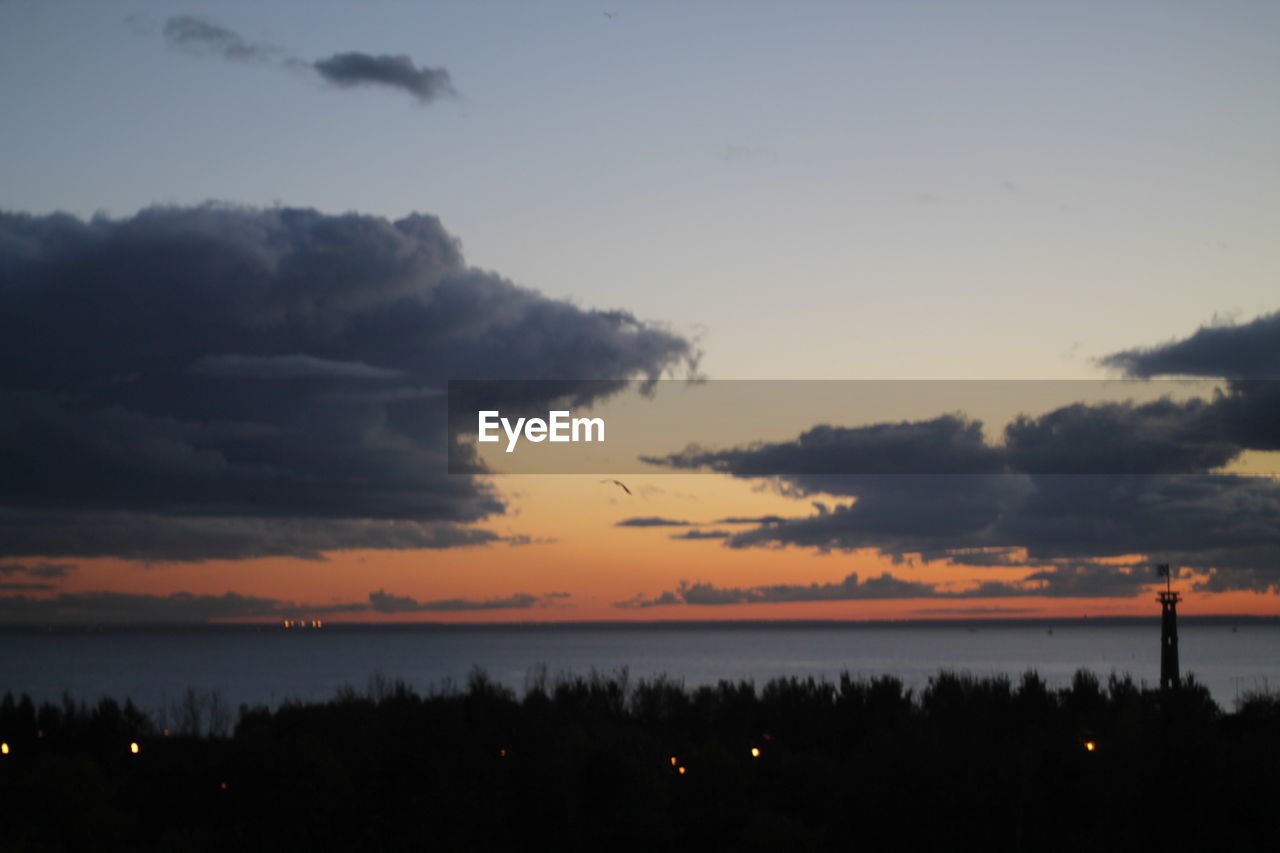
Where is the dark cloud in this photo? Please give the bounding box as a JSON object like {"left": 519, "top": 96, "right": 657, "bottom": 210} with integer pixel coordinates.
{"left": 503, "top": 534, "right": 558, "bottom": 548}
{"left": 0, "top": 205, "right": 694, "bottom": 561}
{"left": 646, "top": 309, "right": 1280, "bottom": 594}
{"left": 615, "top": 590, "right": 681, "bottom": 609}
{"left": 669, "top": 529, "right": 730, "bottom": 540}
{"left": 614, "top": 517, "right": 693, "bottom": 527}
{"left": 1101, "top": 311, "right": 1280, "bottom": 379}
{"left": 1015, "top": 562, "right": 1153, "bottom": 598}
{"left": 1101, "top": 314, "right": 1280, "bottom": 452}
{"left": 1003, "top": 397, "right": 1240, "bottom": 475}
{"left": 706, "top": 470, "right": 1280, "bottom": 593}
{"left": 0, "top": 562, "right": 76, "bottom": 579}
{"left": 1200, "top": 382, "right": 1280, "bottom": 452}
{"left": 615, "top": 564, "right": 1151, "bottom": 609}
{"left": 190, "top": 353, "right": 405, "bottom": 380}
{"left": 1191, "top": 562, "right": 1280, "bottom": 594}
{"left": 911, "top": 607, "right": 1039, "bottom": 615}
{"left": 0, "top": 562, "right": 71, "bottom": 594}
{"left": 616, "top": 573, "right": 939, "bottom": 608}
{"left": 314, "top": 53, "right": 455, "bottom": 103}
{"left": 645, "top": 415, "right": 1004, "bottom": 475}
{"left": 993, "top": 474, "right": 1280, "bottom": 564}
{"left": 0, "top": 590, "right": 365, "bottom": 623}
{"left": 0, "top": 511, "right": 503, "bottom": 562}
{"left": 715, "top": 515, "right": 787, "bottom": 525}
{"left": 157, "top": 17, "right": 454, "bottom": 105}
{"left": 0, "top": 586, "right": 568, "bottom": 622}
{"left": 652, "top": 397, "right": 1258, "bottom": 479}
{"left": 162, "top": 15, "right": 276, "bottom": 62}
{"left": 720, "top": 475, "right": 1027, "bottom": 556}
{"left": 930, "top": 548, "right": 1027, "bottom": 568}
{"left": 367, "top": 589, "right": 567, "bottom": 613}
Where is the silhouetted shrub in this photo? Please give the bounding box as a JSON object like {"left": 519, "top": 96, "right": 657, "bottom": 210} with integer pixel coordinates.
{"left": 2, "top": 669, "right": 1278, "bottom": 852}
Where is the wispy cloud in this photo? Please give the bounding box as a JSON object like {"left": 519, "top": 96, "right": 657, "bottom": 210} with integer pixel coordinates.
{"left": 0, "top": 562, "right": 76, "bottom": 579}
{"left": 368, "top": 589, "right": 570, "bottom": 613}
{"left": 0, "top": 590, "right": 361, "bottom": 623}
{"left": 668, "top": 529, "right": 730, "bottom": 540}
{"left": 0, "top": 587, "right": 573, "bottom": 622}
{"left": 615, "top": 517, "right": 693, "bottom": 527}
{"left": 155, "top": 15, "right": 455, "bottom": 104}
{"left": 615, "top": 563, "right": 1154, "bottom": 609}
{"left": 163, "top": 15, "right": 279, "bottom": 63}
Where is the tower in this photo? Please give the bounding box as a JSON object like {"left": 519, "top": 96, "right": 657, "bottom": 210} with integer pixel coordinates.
{"left": 1156, "top": 563, "right": 1180, "bottom": 690}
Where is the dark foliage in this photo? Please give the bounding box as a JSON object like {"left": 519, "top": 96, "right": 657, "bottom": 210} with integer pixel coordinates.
{"left": 0, "top": 670, "right": 1274, "bottom": 852}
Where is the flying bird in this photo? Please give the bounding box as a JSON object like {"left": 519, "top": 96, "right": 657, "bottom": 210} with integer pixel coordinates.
{"left": 602, "top": 479, "right": 632, "bottom": 496}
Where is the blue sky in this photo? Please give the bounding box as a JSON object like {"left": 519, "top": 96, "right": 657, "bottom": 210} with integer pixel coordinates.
{"left": 3, "top": 0, "right": 1277, "bottom": 381}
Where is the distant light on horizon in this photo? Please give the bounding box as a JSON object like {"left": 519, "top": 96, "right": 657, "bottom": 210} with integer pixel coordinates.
{"left": 130, "top": 741, "right": 140, "bottom": 755}
{"left": 750, "top": 747, "right": 761, "bottom": 758}
{"left": 1, "top": 742, "right": 8, "bottom": 755}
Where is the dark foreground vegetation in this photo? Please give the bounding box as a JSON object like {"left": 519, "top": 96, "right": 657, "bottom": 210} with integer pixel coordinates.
{"left": 3, "top": 669, "right": 1279, "bottom": 852}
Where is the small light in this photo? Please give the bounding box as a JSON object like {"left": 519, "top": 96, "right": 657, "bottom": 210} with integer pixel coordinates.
{"left": 219, "top": 782, "right": 228, "bottom": 790}
{"left": 499, "top": 748, "right": 508, "bottom": 757}
{"left": 36, "top": 729, "right": 44, "bottom": 739}
{"left": 677, "top": 766, "right": 686, "bottom": 775}
{"left": 669, "top": 756, "right": 678, "bottom": 766}
{"left": 1084, "top": 741, "right": 1096, "bottom": 753}
{"left": 130, "top": 741, "right": 140, "bottom": 755}
{"left": 162, "top": 729, "right": 170, "bottom": 737}
{"left": 750, "top": 747, "right": 761, "bottom": 758}
{"left": 1, "top": 742, "right": 9, "bottom": 755}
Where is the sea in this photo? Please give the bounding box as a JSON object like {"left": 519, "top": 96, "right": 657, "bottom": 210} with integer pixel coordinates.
{"left": 2, "top": 619, "right": 1277, "bottom": 717}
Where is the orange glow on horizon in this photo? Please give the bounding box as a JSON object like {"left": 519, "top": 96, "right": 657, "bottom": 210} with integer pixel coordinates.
{"left": 16, "top": 474, "right": 1280, "bottom": 623}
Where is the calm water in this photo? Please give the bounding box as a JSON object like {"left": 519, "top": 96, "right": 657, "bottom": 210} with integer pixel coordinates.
{"left": 1, "top": 621, "right": 1277, "bottom": 715}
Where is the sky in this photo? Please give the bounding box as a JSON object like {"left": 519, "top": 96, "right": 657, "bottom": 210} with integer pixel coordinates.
{"left": 1, "top": 0, "right": 1278, "bottom": 622}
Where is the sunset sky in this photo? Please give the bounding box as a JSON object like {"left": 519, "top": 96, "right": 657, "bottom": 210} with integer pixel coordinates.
{"left": 2, "top": 1, "right": 1278, "bottom": 622}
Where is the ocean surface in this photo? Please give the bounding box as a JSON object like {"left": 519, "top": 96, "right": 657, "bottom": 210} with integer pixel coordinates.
{"left": 2, "top": 620, "right": 1277, "bottom": 716}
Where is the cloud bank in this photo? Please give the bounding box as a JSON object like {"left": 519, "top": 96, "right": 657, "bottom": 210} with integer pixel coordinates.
{"left": 367, "top": 589, "right": 569, "bottom": 613}
{"left": 0, "top": 204, "right": 694, "bottom": 561}
{"left": 615, "top": 563, "right": 1153, "bottom": 609}
{"left": 647, "top": 313, "right": 1280, "bottom": 594}
{"left": 615, "top": 517, "right": 693, "bottom": 528}
{"left": 0, "top": 588, "right": 567, "bottom": 623}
